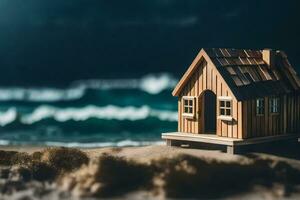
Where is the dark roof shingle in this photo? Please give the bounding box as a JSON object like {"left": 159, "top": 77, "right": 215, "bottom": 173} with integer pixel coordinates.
{"left": 203, "top": 48, "right": 300, "bottom": 100}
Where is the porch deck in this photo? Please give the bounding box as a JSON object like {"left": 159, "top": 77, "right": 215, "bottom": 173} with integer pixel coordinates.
{"left": 162, "top": 132, "right": 300, "bottom": 154}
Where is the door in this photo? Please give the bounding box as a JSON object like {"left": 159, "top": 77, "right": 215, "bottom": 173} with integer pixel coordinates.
{"left": 198, "top": 90, "right": 216, "bottom": 134}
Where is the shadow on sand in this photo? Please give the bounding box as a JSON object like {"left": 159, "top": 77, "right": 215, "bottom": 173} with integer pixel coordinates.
{"left": 174, "top": 139, "right": 300, "bottom": 160}
{"left": 240, "top": 140, "right": 300, "bottom": 160}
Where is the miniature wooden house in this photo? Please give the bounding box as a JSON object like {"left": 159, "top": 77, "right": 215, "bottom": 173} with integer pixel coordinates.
{"left": 162, "top": 48, "right": 300, "bottom": 152}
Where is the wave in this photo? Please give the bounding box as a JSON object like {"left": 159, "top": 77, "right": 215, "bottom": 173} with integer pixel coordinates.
{"left": 0, "top": 105, "right": 178, "bottom": 126}
{"left": 72, "top": 73, "right": 177, "bottom": 95}
{"left": 0, "top": 87, "right": 85, "bottom": 102}
{"left": 0, "top": 139, "right": 164, "bottom": 147}
{"left": 0, "top": 139, "right": 10, "bottom": 145}
{"left": 0, "top": 108, "right": 18, "bottom": 126}
{"left": 44, "top": 140, "right": 165, "bottom": 148}
{"left": 0, "top": 73, "right": 177, "bottom": 102}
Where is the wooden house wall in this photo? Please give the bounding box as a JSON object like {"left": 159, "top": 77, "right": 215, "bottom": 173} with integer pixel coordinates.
{"left": 178, "top": 59, "right": 244, "bottom": 139}
{"left": 286, "top": 93, "right": 300, "bottom": 134}
{"left": 242, "top": 93, "right": 300, "bottom": 138}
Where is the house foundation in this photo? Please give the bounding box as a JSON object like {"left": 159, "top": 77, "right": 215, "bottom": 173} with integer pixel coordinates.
{"left": 162, "top": 132, "right": 300, "bottom": 154}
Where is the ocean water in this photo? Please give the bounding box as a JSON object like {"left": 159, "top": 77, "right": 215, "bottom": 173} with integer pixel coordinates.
{"left": 0, "top": 73, "right": 178, "bottom": 147}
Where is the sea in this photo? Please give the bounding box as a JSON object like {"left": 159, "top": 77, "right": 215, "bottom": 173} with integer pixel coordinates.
{"left": 0, "top": 73, "right": 178, "bottom": 148}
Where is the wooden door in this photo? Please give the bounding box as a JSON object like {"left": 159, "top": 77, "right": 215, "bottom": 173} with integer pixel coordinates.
{"left": 198, "top": 90, "right": 216, "bottom": 134}
{"left": 204, "top": 91, "right": 216, "bottom": 133}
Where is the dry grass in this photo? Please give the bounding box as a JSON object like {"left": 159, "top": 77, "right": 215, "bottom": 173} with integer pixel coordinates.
{"left": 13, "top": 166, "right": 32, "bottom": 182}
{"left": 0, "top": 147, "right": 89, "bottom": 184}
{"left": 29, "top": 161, "right": 58, "bottom": 181}
{"left": 10, "top": 152, "right": 32, "bottom": 166}
{"left": 94, "top": 155, "right": 154, "bottom": 197}
{"left": 154, "top": 155, "right": 300, "bottom": 198}
{"left": 0, "top": 150, "right": 18, "bottom": 165}
{"left": 41, "top": 147, "right": 89, "bottom": 172}
{"left": 32, "top": 151, "right": 43, "bottom": 161}
{"left": 64, "top": 154, "right": 300, "bottom": 198}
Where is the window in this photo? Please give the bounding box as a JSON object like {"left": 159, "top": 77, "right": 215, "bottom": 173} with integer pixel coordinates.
{"left": 219, "top": 99, "right": 231, "bottom": 116}
{"left": 256, "top": 98, "right": 265, "bottom": 115}
{"left": 270, "top": 97, "right": 279, "bottom": 113}
{"left": 182, "top": 96, "right": 195, "bottom": 117}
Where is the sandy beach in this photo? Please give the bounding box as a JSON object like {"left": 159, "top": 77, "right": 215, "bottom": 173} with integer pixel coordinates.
{"left": 0, "top": 143, "right": 300, "bottom": 199}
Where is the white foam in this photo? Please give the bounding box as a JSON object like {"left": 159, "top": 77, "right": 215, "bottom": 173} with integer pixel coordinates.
{"left": 44, "top": 141, "right": 116, "bottom": 148}
{"left": 45, "top": 140, "right": 164, "bottom": 148}
{"left": 73, "top": 73, "right": 178, "bottom": 95}
{"left": 0, "top": 139, "right": 10, "bottom": 145}
{"left": 0, "top": 87, "right": 85, "bottom": 102}
{"left": 0, "top": 73, "right": 177, "bottom": 102}
{"left": 0, "top": 139, "right": 164, "bottom": 147}
{"left": 139, "top": 73, "right": 177, "bottom": 94}
{"left": 21, "top": 105, "right": 178, "bottom": 124}
{"left": 0, "top": 108, "right": 18, "bottom": 126}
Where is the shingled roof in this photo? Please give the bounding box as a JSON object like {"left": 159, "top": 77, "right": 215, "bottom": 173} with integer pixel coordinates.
{"left": 173, "top": 48, "right": 300, "bottom": 100}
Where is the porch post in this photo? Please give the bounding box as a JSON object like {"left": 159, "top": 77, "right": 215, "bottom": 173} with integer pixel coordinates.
{"left": 226, "top": 145, "right": 236, "bottom": 154}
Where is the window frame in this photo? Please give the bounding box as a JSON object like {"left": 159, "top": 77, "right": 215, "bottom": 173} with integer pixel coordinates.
{"left": 256, "top": 98, "right": 265, "bottom": 116}
{"left": 269, "top": 97, "right": 280, "bottom": 114}
{"left": 218, "top": 96, "right": 232, "bottom": 121}
{"left": 182, "top": 96, "right": 195, "bottom": 118}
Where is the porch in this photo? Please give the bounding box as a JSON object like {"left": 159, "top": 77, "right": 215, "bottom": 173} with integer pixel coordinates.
{"left": 162, "top": 132, "right": 300, "bottom": 154}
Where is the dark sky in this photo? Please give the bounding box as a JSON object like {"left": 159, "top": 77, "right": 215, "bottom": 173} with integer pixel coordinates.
{"left": 0, "top": 0, "right": 299, "bottom": 86}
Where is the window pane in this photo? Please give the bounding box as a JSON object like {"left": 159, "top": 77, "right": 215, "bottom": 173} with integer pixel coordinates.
{"left": 270, "top": 97, "right": 279, "bottom": 113}
{"left": 270, "top": 99, "right": 273, "bottom": 112}
{"left": 189, "top": 107, "right": 193, "bottom": 114}
{"left": 256, "top": 98, "right": 264, "bottom": 115}
{"left": 257, "top": 98, "right": 264, "bottom": 107}
{"left": 189, "top": 100, "right": 193, "bottom": 106}
{"left": 184, "top": 107, "right": 188, "bottom": 113}
{"left": 226, "top": 109, "right": 231, "bottom": 116}
{"left": 220, "top": 101, "right": 225, "bottom": 107}
{"left": 271, "top": 106, "right": 275, "bottom": 113}
{"left": 220, "top": 109, "right": 225, "bottom": 115}
{"left": 226, "top": 101, "right": 230, "bottom": 107}
{"left": 184, "top": 100, "right": 188, "bottom": 106}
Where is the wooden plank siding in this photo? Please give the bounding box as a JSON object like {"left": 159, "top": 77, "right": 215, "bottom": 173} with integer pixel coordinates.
{"left": 242, "top": 93, "right": 300, "bottom": 138}
{"left": 178, "top": 59, "right": 243, "bottom": 138}
{"left": 179, "top": 79, "right": 300, "bottom": 139}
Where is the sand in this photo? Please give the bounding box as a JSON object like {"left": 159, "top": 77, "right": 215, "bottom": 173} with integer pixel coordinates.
{"left": 0, "top": 144, "right": 300, "bottom": 199}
